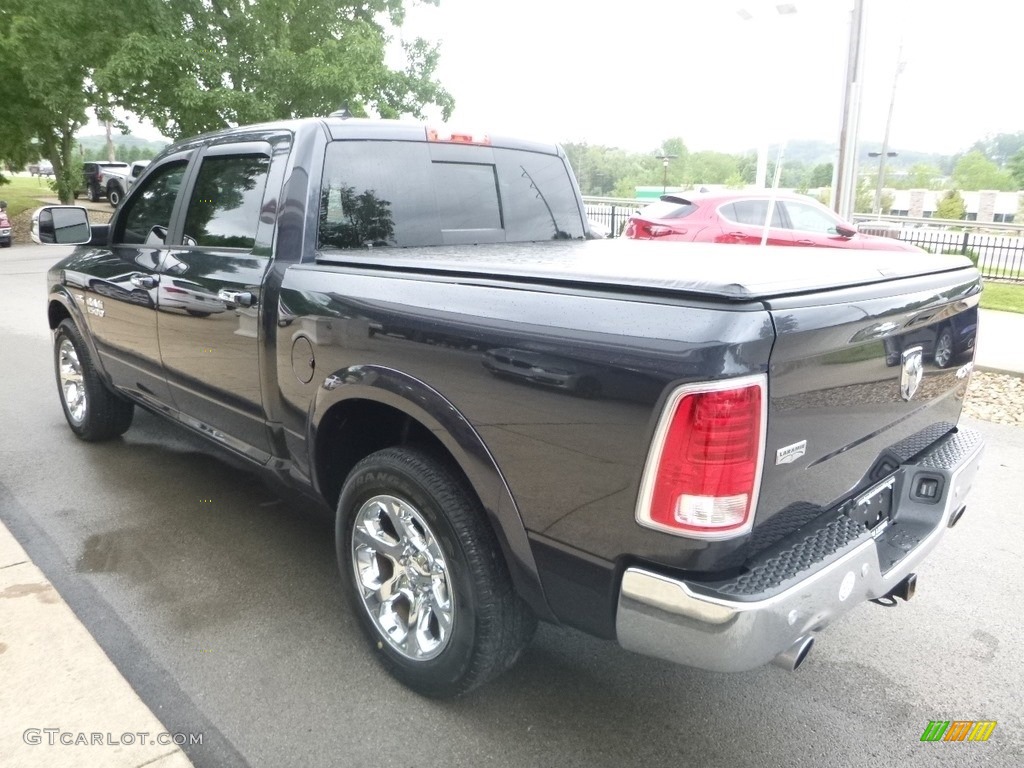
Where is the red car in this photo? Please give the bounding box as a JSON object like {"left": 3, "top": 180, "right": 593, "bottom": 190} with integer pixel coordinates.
{"left": 623, "top": 191, "right": 922, "bottom": 251}
{"left": 0, "top": 202, "right": 12, "bottom": 248}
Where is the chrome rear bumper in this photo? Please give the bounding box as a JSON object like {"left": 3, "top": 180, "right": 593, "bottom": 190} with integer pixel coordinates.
{"left": 615, "top": 428, "right": 984, "bottom": 672}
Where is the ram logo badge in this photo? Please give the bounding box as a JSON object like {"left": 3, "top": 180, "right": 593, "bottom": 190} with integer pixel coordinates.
{"left": 901, "top": 346, "right": 924, "bottom": 401}
{"left": 776, "top": 440, "right": 807, "bottom": 465}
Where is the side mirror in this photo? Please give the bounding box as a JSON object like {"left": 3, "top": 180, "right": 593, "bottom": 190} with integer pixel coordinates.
{"left": 32, "top": 206, "right": 92, "bottom": 245}
{"left": 835, "top": 224, "right": 857, "bottom": 238}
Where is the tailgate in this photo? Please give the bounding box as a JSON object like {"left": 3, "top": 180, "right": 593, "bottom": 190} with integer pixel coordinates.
{"left": 754, "top": 268, "right": 980, "bottom": 541}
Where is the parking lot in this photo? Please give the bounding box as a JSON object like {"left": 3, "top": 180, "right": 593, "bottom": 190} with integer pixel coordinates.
{"left": 1, "top": 246, "right": 1022, "bottom": 767}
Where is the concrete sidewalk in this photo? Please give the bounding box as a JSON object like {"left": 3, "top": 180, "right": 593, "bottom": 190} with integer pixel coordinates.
{"left": 0, "top": 520, "right": 194, "bottom": 768}
{"left": 976, "top": 308, "right": 1024, "bottom": 375}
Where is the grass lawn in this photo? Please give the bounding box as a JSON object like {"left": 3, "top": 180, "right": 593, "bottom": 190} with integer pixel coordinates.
{"left": 981, "top": 281, "right": 1024, "bottom": 314}
{"left": 0, "top": 174, "right": 59, "bottom": 217}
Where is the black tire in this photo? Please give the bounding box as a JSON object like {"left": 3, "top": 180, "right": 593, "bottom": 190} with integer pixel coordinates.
{"left": 107, "top": 184, "right": 122, "bottom": 207}
{"left": 336, "top": 447, "right": 536, "bottom": 697}
{"left": 575, "top": 376, "right": 602, "bottom": 399}
{"left": 73, "top": 191, "right": 80, "bottom": 200}
{"left": 54, "top": 319, "right": 134, "bottom": 441}
{"left": 0, "top": 241, "right": 10, "bottom": 248}
{"left": 185, "top": 310, "right": 211, "bottom": 318}
{"left": 89, "top": 184, "right": 100, "bottom": 203}
{"left": 933, "top": 326, "right": 955, "bottom": 369}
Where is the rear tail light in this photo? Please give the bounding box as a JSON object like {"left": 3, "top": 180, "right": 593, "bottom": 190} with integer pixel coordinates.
{"left": 648, "top": 225, "right": 678, "bottom": 237}
{"left": 626, "top": 220, "right": 682, "bottom": 239}
{"left": 636, "top": 375, "right": 766, "bottom": 539}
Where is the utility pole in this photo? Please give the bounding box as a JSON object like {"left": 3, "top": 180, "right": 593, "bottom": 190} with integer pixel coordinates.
{"left": 105, "top": 120, "right": 115, "bottom": 162}
{"left": 833, "top": 0, "right": 866, "bottom": 220}
{"left": 872, "top": 44, "right": 905, "bottom": 216}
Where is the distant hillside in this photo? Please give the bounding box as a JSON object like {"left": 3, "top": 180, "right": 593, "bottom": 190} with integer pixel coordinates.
{"left": 763, "top": 139, "right": 956, "bottom": 175}
{"left": 75, "top": 134, "right": 170, "bottom": 154}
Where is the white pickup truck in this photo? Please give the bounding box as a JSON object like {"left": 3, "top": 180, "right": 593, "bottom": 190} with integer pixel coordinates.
{"left": 99, "top": 160, "right": 150, "bottom": 207}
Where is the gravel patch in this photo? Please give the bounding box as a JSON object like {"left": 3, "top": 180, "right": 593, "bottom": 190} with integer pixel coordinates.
{"left": 964, "top": 370, "right": 1024, "bottom": 426}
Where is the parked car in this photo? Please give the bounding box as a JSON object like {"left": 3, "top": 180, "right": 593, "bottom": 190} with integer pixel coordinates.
{"left": 0, "top": 201, "right": 11, "bottom": 247}
{"left": 99, "top": 160, "right": 151, "bottom": 207}
{"left": 80, "top": 161, "right": 131, "bottom": 203}
{"left": 624, "top": 191, "right": 923, "bottom": 251}
{"left": 28, "top": 162, "right": 55, "bottom": 177}
{"left": 30, "top": 116, "right": 984, "bottom": 697}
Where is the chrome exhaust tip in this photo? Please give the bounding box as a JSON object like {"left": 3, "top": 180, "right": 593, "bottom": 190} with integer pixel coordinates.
{"left": 949, "top": 505, "right": 967, "bottom": 528}
{"left": 772, "top": 635, "right": 814, "bottom": 671}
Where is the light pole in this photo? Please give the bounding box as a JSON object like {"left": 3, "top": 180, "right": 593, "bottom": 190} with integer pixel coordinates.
{"left": 833, "top": 0, "right": 866, "bottom": 220}
{"left": 656, "top": 154, "right": 677, "bottom": 194}
{"left": 869, "top": 150, "right": 897, "bottom": 216}
{"left": 871, "top": 45, "right": 905, "bottom": 216}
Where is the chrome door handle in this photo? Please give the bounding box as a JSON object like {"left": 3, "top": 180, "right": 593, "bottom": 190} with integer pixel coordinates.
{"left": 130, "top": 274, "right": 157, "bottom": 289}
{"left": 218, "top": 289, "right": 255, "bottom": 308}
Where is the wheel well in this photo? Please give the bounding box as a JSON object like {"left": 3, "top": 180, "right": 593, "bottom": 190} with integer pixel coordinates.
{"left": 315, "top": 399, "right": 465, "bottom": 510}
{"left": 48, "top": 300, "right": 72, "bottom": 330}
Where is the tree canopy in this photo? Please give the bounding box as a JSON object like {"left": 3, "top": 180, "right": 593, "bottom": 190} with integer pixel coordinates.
{"left": 97, "top": 0, "right": 453, "bottom": 139}
{"left": 935, "top": 189, "right": 966, "bottom": 220}
{"left": 951, "top": 150, "right": 1014, "bottom": 191}
{"left": 0, "top": 0, "right": 453, "bottom": 200}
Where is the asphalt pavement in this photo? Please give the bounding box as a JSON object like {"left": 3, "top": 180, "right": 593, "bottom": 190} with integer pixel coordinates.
{"left": 1, "top": 244, "right": 1023, "bottom": 767}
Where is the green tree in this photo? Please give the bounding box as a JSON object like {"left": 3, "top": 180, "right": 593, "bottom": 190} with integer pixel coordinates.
{"left": 809, "top": 162, "right": 833, "bottom": 188}
{"left": 687, "top": 151, "right": 741, "bottom": 185}
{"left": 1007, "top": 148, "right": 1024, "bottom": 191}
{"left": 970, "top": 132, "right": 1024, "bottom": 166}
{"left": 952, "top": 150, "right": 1013, "bottom": 191}
{"left": 895, "top": 163, "right": 942, "bottom": 190}
{"left": 0, "top": 0, "right": 133, "bottom": 200}
{"left": 98, "top": 0, "right": 453, "bottom": 140}
{"left": 935, "top": 189, "right": 966, "bottom": 220}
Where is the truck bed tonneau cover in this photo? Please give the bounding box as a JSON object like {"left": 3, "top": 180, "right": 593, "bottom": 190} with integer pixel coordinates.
{"left": 314, "top": 239, "right": 975, "bottom": 302}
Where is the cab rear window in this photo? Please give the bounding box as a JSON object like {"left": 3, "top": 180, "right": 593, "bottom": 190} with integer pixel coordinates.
{"left": 318, "top": 140, "right": 585, "bottom": 250}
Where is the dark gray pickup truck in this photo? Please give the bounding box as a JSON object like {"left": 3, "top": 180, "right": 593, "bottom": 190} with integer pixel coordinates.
{"left": 33, "top": 116, "right": 984, "bottom": 697}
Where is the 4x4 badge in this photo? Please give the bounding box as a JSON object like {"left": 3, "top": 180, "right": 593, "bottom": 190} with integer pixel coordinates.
{"left": 901, "top": 346, "right": 924, "bottom": 401}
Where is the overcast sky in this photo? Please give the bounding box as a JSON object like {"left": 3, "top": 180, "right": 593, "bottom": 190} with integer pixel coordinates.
{"left": 395, "top": 0, "right": 1023, "bottom": 155}
{"left": 99, "top": 0, "right": 1020, "bottom": 157}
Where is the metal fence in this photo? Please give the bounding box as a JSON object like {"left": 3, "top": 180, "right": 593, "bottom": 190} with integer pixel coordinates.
{"left": 582, "top": 197, "right": 645, "bottom": 238}
{"left": 853, "top": 216, "right": 1024, "bottom": 282}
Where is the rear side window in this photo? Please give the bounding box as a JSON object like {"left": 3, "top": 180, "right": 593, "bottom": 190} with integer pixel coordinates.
{"left": 720, "top": 200, "right": 784, "bottom": 228}
{"left": 318, "top": 140, "right": 585, "bottom": 250}
{"left": 183, "top": 154, "right": 270, "bottom": 249}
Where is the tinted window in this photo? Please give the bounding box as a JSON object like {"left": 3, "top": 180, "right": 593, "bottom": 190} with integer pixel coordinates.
{"left": 783, "top": 201, "right": 842, "bottom": 233}
{"left": 721, "top": 200, "right": 784, "bottom": 228}
{"left": 183, "top": 154, "right": 270, "bottom": 249}
{"left": 319, "top": 140, "right": 584, "bottom": 250}
{"left": 114, "top": 160, "right": 188, "bottom": 245}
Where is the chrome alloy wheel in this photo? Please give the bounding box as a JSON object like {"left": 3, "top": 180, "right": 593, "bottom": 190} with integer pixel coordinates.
{"left": 934, "top": 329, "right": 953, "bottom": 368}
{"left": 58, "top": 338, "right": 87, "bottom": 425}
{"left": 351, "top": 494, "right": 455, "bottom": 661}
